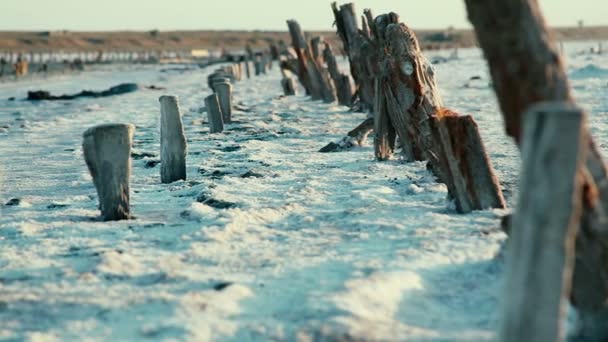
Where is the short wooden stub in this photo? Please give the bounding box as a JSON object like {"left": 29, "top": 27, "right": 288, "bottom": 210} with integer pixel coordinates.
{"left": 499, "top": 102, "right": 586, "bottom": 342}
{"left": 159, "top": 95, "right": 187, "bottom": 183}
{"left": 213, "top": 81, "right": 232, "bottom": 123}
{"left": 433, "top": 114, "right": 506, "bottom": 212}
{"left": 204, "top": 94, "right": 224, "bottom": 133}
{"left": 82, "top": 123, "right": 135, "bottom": 221}
{"left": 281, "top": 77, "right": 297, "bottom": 96}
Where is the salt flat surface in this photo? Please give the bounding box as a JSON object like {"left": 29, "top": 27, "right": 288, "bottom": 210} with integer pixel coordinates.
{"left": 0, "top": 42, "right": 607, "bottom": 341}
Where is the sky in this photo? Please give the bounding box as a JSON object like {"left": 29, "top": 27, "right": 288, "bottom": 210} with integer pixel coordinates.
{"left": 1, "top": 0, "right": 607, "bottom": 31}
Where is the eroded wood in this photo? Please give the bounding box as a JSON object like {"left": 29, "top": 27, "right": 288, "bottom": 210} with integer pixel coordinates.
{"left": 159, "top": 95, "right": 187, "bottom": 183}
{"left": 82, "top": 123, "right": 134, "bottom": 221}
{"left": 499, "top": 102, "right": 586, "bottom": 342}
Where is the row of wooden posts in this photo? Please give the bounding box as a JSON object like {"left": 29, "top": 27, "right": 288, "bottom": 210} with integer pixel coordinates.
{"left": 0, "top": 50, "right": 208, "bottom": 64}
{"left": 277, "top": 1, "right": 608, "bottom": 340}
{"left": 279, "top": 7, "right": 505, "bottom": 214}
{"left": 76, "top": 1, "right": 607, "bottom": 338}
{"left": 82, "top": 52, "right": 272, "bottom": 221}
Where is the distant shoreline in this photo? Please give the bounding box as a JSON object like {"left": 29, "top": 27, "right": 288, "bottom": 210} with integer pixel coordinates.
{"left": 2, "top": 27, "right": 608, "bottom": 53}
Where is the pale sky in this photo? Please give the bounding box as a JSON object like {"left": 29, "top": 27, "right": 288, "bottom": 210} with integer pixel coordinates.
{"left": 1, "top": 0, "right": 607, "bottom": 31}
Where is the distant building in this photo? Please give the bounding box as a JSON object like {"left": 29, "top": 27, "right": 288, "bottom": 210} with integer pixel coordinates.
{"left": 191, "top": 49, "right": 210, "bottom": 58}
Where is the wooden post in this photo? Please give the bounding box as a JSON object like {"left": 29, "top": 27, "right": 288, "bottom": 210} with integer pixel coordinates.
{"left": 159, "top": 95, "right": 187, "bottom": 183}
{"left": 213, "top": 81, "right": 232, "bottom": 123}
{"left": 208, "top": 72, "right": 233, "bottom": 89}
{"left": 432, "top": 114, "right": 507, "bottom": 212}
{"left": 373, "top": 79, "right": 395, "bottom": 160}
{"left": 254, "top": 56, "right": 264, "bottom": 76}
{"left": 311, "top": 36, "right": 324, "bottom": 63}
{"left": 323, "top": 42, "right": 353, "bottom": 106}
{"left": 466, "top": 1, "right": 608, "bottom": 336}
{"left": 281, "top": 77, "right": 297, "bottom": 96}
{"left": 286, "top": 19, "right": 337, "bottom": 103}
{"left": 245, "top": 58, "right": 251, "bottom": 79}
{"left": 372, "top": 12, "right": 505, "bottom": 212}
{"left": 204, "top": 94, "right": 224, "bottom": 133}
{"left": 499, "top": 102, "right": 586, "bottom": 342}
{"left": 82, "top": 123, "right": 134, "bottom": 221}
{"left": 331, "top": 2, "right": 375, "bottom": 111}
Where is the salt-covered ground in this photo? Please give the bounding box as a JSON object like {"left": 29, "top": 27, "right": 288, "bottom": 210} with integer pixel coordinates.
{"left": 0, "top": 42, "right": 607, "bottom": 341}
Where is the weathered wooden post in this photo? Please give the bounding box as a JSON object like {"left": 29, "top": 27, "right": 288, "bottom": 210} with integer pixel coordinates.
{"left": 331, "top": 2, "right": 375, "bottom": 111}
{"left": 245, "top": 58, "right": 251, "bottom": 78}
{"left": 204, "top": 94, "right": 224, "bottom": 133}
{"left": 159, "top": 96, "right": 187, "bottom": 183}
{"left": 323, "top": 42, "right": 353, "bottom": 107}
{"left": 213, "top": 81, "right": 232, "bottom": 123}
{"left": 499, "top": 102, "right": 586, "bottom": 342}
{"left": 254, "top": 55, "right": 264, "bottom": 76}
{"left": 286, "top": 19, "right": 337, "bottom": 103}
{"left": 465, "top": 0, "right": 608, "bottom": 338}
{"left": 281, "top": 76, "right": 297, "bottom": 96}
{"left": 311, "top": 36, "right": 324, "bottom": 62}
{"left": 373, "top": 79, "right": 395, "bottom": 160}
{"left": 82, "top": 123, "right": 134, "bottom": 221}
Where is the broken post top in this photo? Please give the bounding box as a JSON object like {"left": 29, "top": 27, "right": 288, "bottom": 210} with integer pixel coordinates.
{"left": 373, "top": 12, "right": 400, "bottom": 45}
{"left": 83, "top": 123, "right": 135, "bottom": 139}
{"left": 286, "top": 20, "right": 307, "bottom": 51}
{"left": 159, "top": 95, "right": 178, "bottom": 105}
{"left": 384, "top": 23, "right": 421, "bottom": 59}
{"left": 383, "top": 22, "right": 443, "bottom": 110}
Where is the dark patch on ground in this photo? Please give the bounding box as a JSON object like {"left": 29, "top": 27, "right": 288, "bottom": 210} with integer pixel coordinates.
{"left": 198, "top": 168, "right": 231, "bottom": 179}
{"left": 131, "top": 151, "right": 156, "bottom": 159}
{"left": 213, "top": 281, "right": 233, "bottom": 291}
{"left": 241, "top": 170, "right": 263, "bottom": 178}
{"left": 196, "top": 193, "right": 237, "bottom": 209}
{"left": 47, "top": 203, "right": 69, "bottom": 209}
{"left": 219, "top": 145, "right": 241, "bottom": 152}
{"left": 4, "top": 198, "right": 21, "bottom": 206}
{"left": 144, "top": 160, "right": 160, "bottom": 168}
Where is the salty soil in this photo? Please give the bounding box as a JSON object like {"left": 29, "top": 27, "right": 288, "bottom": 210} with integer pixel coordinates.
{"left": 0, "top": 43, "right": 607, "bottom": 341}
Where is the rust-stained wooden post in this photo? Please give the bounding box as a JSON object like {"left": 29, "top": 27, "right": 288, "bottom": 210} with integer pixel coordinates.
{"left": 159, "top": 95, "right": 187, "bottom": 183}
{"left": 204, "top": 94, "right": 224, "bottom": 133}
{"left": 245, "top": 58, "right": 251, "bottom": 79}
{"left": 499, "top": 102, "right": 586, "bottom": 342}
{"left": 375, "top": 12, "right": 505, "bottom": 212}
{"left": 82, "top": 123, "right": 134, "bottom": 221}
